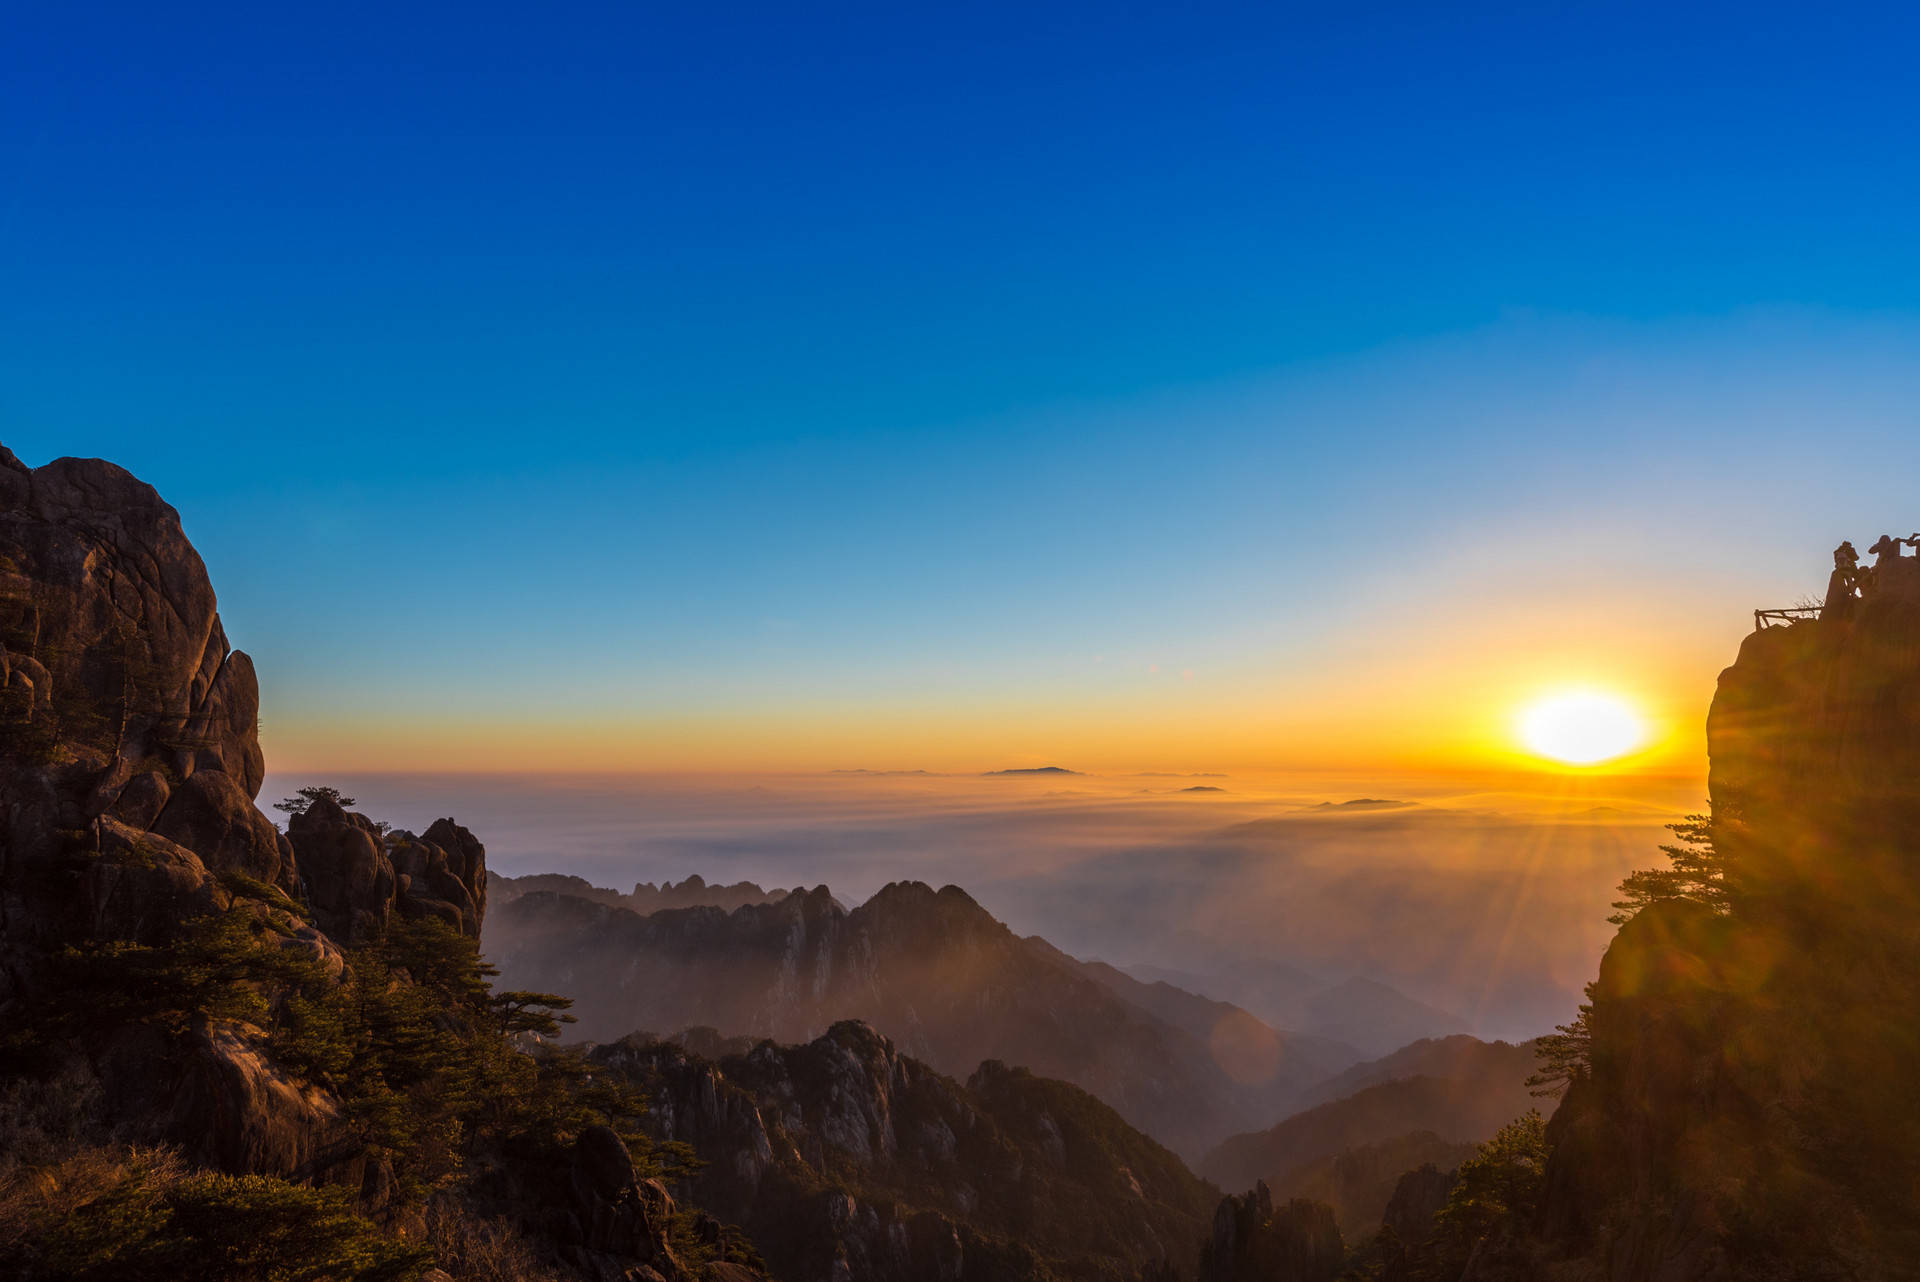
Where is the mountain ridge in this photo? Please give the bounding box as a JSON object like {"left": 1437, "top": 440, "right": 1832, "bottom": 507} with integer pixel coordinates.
{"left": 487, "top": 876, "right": 1362, "bottom": 1159}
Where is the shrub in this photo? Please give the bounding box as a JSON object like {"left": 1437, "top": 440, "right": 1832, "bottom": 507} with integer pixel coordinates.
{"left": 0, "top": 1150, "right": 432, "bottom": 1282}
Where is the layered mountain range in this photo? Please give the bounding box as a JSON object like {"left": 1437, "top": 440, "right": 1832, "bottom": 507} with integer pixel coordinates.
{"left": 485, "top": 878, "right": 1360, "bottom": 1160}
{"left": 18, "top": 442, "right": 1908, "bottom": 1281}
{"left": 6, "top": 445, "right": 1433, "bottom": 1282}
{"left": 1198, "top": 1036, "right": 1539, "bottom": 1225}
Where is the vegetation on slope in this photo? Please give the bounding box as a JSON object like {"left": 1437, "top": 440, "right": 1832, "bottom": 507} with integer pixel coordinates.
{"left": 0, "top": 886, "right": 750, "bottom": 1280}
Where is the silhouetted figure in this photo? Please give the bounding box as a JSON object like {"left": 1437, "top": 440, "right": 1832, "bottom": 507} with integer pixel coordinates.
{"left": 1866, "top": 533, "right": 1920, "bottom": 600}
{"left": 1823, "top": 541, "right": 1862, "bottom": 621}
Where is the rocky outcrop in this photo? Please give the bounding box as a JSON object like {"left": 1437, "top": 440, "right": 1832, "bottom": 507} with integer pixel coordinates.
{"left": 0, "top": 447, "right": 482, "bottom": 1170}
{"left": 1198, "top": 1182, "right": 1344, "bottom": 1282}
{"left": 0, "top": 447, "right": 759, "bottom": 1281}
{"left": 593, "top": 1019, "right": 1216, "bottom": 1282}
{"left": 1379, "top": 1163, "right": 1454, "bottom": 1247}
{"left": 1531, "top": 589, "right": 1920, "bottom": 1278}
{"left": 563, "top": 1125, "right": 691, "bottom": 1281}
{"left": 285, "top": 798, "right": 485, "bottom": 942}
{"left": 1, "top": 447, "right": 287, "bottom": 1008}
{"left": 490, "top": 878, "right": 1354, "bottom": 1160}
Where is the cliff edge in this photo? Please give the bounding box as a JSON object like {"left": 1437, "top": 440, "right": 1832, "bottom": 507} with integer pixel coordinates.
{"left": 1532, "top": 584, "right": 1920, "bottom": 1280}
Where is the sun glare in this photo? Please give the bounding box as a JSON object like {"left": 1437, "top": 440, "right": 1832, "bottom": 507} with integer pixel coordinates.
{"left": 1518, "top": 690, "right": 1647, "bottom": 766}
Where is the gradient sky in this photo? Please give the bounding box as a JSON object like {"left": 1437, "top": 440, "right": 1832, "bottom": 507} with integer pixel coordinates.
{"left": 8, "top": 2, "right": 1920, "bottom": 773}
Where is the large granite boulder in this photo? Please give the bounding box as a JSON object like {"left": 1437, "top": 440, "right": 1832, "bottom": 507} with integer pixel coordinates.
{"left": 2, "top": 447, "right": 285, "bottom": 1015}
{"left": 285, "top": 797, "right": 487, "bottom": 943}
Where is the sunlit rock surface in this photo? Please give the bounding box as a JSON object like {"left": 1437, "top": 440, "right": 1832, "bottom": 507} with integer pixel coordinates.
{"left": 0, "top": 447, "right": 483, "bottom": 1176}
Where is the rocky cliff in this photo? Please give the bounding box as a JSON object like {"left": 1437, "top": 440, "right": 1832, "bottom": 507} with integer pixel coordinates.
{"left": 1197, "top": 1182, "right": 1343, "bottom": 1282}
{"left": 0, "top": 450, "right": 488, "bottom": 1154}
{"left": 1528, "top": 588, "right": 1920, "bottom": 1279}
{"left": 0, "top": 448, "right": 751, "bottom": 1282}
{"left": 0, "top": 447, "right": 488, "bottom": 989}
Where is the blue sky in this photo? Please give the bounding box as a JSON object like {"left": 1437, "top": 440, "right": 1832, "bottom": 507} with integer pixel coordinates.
{"left": 7, "top": 2, "right": 1920, "bottom": 769}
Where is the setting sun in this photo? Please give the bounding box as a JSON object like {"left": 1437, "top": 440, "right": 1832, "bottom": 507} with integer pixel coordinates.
{"left": 1518, "top": 690, "right": 1648, "bottom": 766}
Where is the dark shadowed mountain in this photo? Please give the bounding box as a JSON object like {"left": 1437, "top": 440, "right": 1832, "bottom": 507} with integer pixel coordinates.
{"left": 486, "top": 880, "right": 1361, "bottom": 1159}
{"left": 1290, "top": 1035, "right": 1537, "bottom": 1112}
{"left": 1516, "top": 577, "right": 1920, "bottom": 1277}
{"left": 1266, "top": 1131, "right": 1476, "bottom": 1242}
{"left": 983, "top": 765, "right": 1082, "bottom": 775}
{"left": 1201, "top": 1037, "right": 1535, "bottom": 1243}
{"left": 595, "top": 1019, "right": 1219, "bottom": 1282}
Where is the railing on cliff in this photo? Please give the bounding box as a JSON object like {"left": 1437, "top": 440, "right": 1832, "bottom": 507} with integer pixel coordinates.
{"left": 1754, "top": 607, "right": 1823, "bottom": 630}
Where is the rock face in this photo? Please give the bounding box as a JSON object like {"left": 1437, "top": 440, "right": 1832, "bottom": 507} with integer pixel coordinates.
{"left": 563, "top": 1125, "right": 691, "bottom": 1281}
{"left": 489, "top": 878, "right": 1355, "bottom": 1160}
{"left": 593, "top": 1019, "right": 1218, "bottom": 1282}
{"left": 1378, "top": 1163, "right": 1454, "bottom": 1247}
{"left": 1198, "top": 1182, "right": 1344, "bottom": 1282}
{"left": 1, "top": 447, "right": 287, "bottom": 1002}
{"left": 0, "top": 447, "right": 481, "bottom": 1171}
{"left": 1533, "top": 594, "right": 1920, "bottom": 1278}
{"left": 286, "top": 798, "right": 486, "bottom": 942}
{"left": 0, "top": 448, "right": 764, "bottom": 1281}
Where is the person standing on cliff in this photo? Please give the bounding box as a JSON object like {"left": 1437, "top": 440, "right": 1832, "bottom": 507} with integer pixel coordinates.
{"left": 1823, "top": 541, "right": 1862, "bottom": 620}
{"left": 1864, "top": 533, "right": 1919, "bottom": 599}
{"left": 1868, "top": 534, "right": 1904, "bottom": 565}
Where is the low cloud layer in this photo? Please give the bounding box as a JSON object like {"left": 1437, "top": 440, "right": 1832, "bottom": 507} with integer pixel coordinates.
{"left": 262, "top": 769, "right": 1692, "bottom": 1041}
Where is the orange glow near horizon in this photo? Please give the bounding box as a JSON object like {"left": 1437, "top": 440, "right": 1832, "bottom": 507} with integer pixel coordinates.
{"left": 257, "top": 580, "right": 1724, "bottom": 782}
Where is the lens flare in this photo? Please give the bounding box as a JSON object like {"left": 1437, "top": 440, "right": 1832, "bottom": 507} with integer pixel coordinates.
{"left": 1518, "top": 691, "right": 1646, "bottom": 766}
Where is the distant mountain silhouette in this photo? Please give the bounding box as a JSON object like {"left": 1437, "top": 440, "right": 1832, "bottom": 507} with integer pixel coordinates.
{"left": 1290, "top": 1034, "right": 1537, "bottom": 1111}
{"left": 982, "top": 765, "right": 1082, "bottom": 775}
{"left": 1126, "top": 965, "right": 1465, "bottom": 1058}
{"left": 1311, "top": 798, "right": 1412, "bottom": 811}
{"left": 1199, "top": 1058, "right": 1537, "bottom": 1200}
{"left": 1181, "top": 785, "right": 1227, "bottom": 792}
{"left": 490, "top": 870, "right": 813, "bottom": 915}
